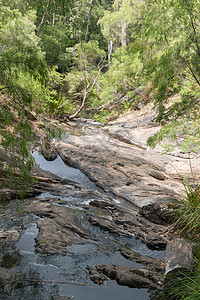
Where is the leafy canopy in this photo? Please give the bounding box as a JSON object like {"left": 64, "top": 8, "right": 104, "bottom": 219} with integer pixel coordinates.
{"left": 0, "top": 2, "right": 48, "bottom": 193}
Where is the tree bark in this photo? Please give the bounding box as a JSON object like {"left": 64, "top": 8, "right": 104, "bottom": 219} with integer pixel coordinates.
{"left": 37, "top": 0, "right": 51, "bottom": 37}
{"left": 85, "top": 0, "right": 94, "bottom": 43}
{"left": 108, "top": 40, "right": 112, "bottom": 64}
{"left": 121, "top": 21, "right": 127, "bottom": 46}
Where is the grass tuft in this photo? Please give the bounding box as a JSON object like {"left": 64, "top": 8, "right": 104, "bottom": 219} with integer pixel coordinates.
{"left": 172, "top": 176, "right": 200, "bottom": 243}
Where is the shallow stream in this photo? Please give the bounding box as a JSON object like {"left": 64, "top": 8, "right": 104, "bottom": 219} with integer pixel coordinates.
{"left": 0, "top": 126, "right": 165, "bottom": 300}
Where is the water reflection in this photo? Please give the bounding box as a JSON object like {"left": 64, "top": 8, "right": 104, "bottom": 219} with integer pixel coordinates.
{"left": 32, "top": 151, "right": 98, "bottom": 190}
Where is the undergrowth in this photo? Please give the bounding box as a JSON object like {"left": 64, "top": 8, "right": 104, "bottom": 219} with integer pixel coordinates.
{"left": 154, "top": 174, "right": 200, "bottom": 299}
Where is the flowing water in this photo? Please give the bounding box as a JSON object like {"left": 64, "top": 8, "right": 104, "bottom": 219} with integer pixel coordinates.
{"left": 0, "top": 126, "right": 165, "bottom": 300}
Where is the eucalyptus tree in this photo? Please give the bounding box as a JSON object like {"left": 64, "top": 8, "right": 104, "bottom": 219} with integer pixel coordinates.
{"left": 99, "top": 0, "right": 143, "bottom": 48}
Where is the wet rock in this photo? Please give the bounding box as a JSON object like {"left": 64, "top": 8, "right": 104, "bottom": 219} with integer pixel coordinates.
{"left": 89, "top": 201, "right": 172, "bottom": 250}
{"left": 87, "top": 266, "right": 107, "bottom": 285}
{"left": 0, "top": 188, "right": 40, "bottom": 201}
{"left": 89, "top": 214, "right": 132, "bottom": 238}
{"left": 25, "top": 202, "right": 90, "bottom": 254}
{"left": 120, "top": 249, "right": 165, "bottom": 273}
{"left": 139, "top": 202, "right": 174, "bottom": 225}
{"left": 0, "top": 267, "right": 15, "bottom": 293}
{"left": 165, "top": 238, "right": 194, "bottom": 281}
{"left": 96, "top": 264, "right": 163, "bottom": 289}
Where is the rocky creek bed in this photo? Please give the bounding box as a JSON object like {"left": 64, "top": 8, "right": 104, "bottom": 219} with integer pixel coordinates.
{"left": 0, "top": 106, "right": 199, "bottom": 299}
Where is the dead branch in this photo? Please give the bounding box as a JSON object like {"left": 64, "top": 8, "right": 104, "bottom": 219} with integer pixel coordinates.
{"left": 68, "top": 60, "right": 108, "bottom": 120}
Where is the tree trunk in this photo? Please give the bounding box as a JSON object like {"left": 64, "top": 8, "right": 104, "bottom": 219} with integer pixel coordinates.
{"left": 85, "top": 0, "right": 94, "bottom": 43}
{"left": 108, "top": 40, "right": 113, "bottom": 64}
{"left": 121, "top": 21, "right": 127, "bottom": 46}
{"left": 37, "top": 0, "right": 51, "bottom": 37}
{"left": 69, "top": 61, "right": 105, "bottom": 120}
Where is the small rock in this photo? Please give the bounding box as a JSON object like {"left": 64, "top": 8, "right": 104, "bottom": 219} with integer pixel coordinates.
{"left": 87, "top": 266, "right": 107, "bottom": 285}
{"left": 96, "top": 264, "right": 163, "bottom": 288}
{"left": 120, "top": 249, "right": 165, "bottom": 273}
{"left": 41, "top": 147, "right": 58, "bottom": 161}
{"left": 148, "top": 170, "right": 165, "bottom": 180}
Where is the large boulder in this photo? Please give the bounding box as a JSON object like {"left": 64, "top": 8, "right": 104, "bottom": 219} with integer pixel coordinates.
{"left": 164, "top": 238, "right": 194, "bottom": 284}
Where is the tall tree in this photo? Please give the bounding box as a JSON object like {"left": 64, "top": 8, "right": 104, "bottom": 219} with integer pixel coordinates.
{"left": 0, "top": 2, "right": 48, "bottom": 190}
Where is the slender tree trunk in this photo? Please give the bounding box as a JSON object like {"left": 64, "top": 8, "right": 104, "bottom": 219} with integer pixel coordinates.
{"left": 121, "top": 21, "right": 127, "bottom": 46}
{"left": 52, "top": 12, "right": 55, "bottom": 27}
{"left": 37, "top": 0, "right": 51, "bottom": 37}
{"left": 51, "top": 12, "right": 55, "bottom": 35}
{"left": 85, "top": 0, "right": 94, "bottom": 43}
{"left": 108, "top": 40, "right": 113, "bottom": 65}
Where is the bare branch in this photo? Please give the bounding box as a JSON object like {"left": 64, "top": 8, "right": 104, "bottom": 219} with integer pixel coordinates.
{"left": 68, "top": 57, "right": 108, "bottom": 120}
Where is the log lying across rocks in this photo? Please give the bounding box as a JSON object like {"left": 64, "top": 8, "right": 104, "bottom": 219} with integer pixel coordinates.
{"left": 164, "top": 238, "right": 194, "bottom": 284}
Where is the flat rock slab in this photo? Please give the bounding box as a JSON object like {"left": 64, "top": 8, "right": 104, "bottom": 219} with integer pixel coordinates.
{"left": 0, "top": 230, "right": 20, "bottom": 243}
{"left": 25, "top": 202, "right": 90, "bottom": 254}
{"left": 57, "top": 131, "right": 183, "bottom": 208}
{"left": 57, "top": 107, "right": 200, "bottom": 208}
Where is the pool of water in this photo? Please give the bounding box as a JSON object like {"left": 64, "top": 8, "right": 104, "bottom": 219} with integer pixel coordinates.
{"left": 32, "top": 151, "right": 98, "bottom": 190}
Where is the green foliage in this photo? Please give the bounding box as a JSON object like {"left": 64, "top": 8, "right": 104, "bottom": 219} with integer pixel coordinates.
{"left": 141, "top": 0, "right": 200, "bottom": 118}
{"left": 154, "top": 269, "right": 200, "bottom": 300}
{"left": 40, "top": 20, "right": 75, "bottom": 71}
{"left": 73, "top": 40, "right": 106, "bottom": 70}
{"left": 93, "top": 108, "right": 116, "bottom": 123}
{"left": 95, "top": 46, "right": 143, "bottom": 110}
{"left": 0, "top": 3, "right": 49, "bottom": 194}
{"left": 64, "top": 41, "right": 106, "bottom": 110}
{"left": 0, "top": 6, "right": 48, "bottom": 101}
{"left": 147, "top": 100, "right": 200, "bottom": 154}
{"left": 154, "top": 175, "right": 200, "bottom": 300}
{"left": 99, "top": 0, "right": 142, "bottom": 46}
{"left": 172, "top": 176, "right": 200, "bottom": 243}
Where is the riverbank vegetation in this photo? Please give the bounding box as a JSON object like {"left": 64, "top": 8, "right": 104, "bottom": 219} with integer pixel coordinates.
{"left": 155, "top": 176, "right": 200, "bottom": 299}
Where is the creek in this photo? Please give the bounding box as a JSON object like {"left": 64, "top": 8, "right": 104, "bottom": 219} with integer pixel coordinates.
{"left": 0, "top": 122, "right": 166, "bottom": 300}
